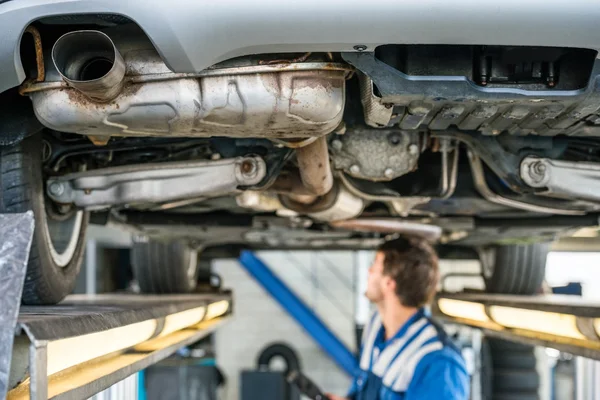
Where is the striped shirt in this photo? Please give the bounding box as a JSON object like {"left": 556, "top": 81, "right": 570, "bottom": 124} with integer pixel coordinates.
{"left": 348, "top": 308, "right": 469, "bottom": 400}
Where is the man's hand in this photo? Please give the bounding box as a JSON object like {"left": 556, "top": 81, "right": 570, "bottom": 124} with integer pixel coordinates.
{"left": 326, "top": 394, "right": 348, "bottom": 400}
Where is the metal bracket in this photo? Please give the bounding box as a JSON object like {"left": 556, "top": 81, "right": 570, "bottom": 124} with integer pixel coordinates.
{"left": 0, "top": 212, "right": 35, "bottom": 399}
{"left": 521, "top": 156, "right": 600, "bottom": 203}
{"left": 47, "top": 156, "right": 267, "bottom": 209}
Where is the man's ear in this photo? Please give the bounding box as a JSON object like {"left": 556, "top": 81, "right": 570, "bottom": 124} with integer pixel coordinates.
{"left": 382, "top": 275, "right": 396, "bottom": 294}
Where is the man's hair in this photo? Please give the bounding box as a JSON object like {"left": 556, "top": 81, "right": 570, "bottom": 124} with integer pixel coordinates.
{"left": 378, "top": 236, "right": 439, "bottom": 308}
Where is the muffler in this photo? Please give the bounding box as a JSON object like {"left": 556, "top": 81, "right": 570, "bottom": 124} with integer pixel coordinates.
{"left": 26, "top": 27, "right": 350, "bottom": 139}
{"left": 51, "top": 30, "right": 125, "bottom": 102}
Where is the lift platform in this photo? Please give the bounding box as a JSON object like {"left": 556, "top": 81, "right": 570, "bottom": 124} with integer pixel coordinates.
{"left": 433, "top": 292, "right": 600, "bottom": 360}
{"left": 6, "top": 293, "right": 231, "bottom": 400}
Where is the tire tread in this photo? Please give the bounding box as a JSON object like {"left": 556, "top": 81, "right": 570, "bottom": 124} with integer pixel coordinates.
{"left": 131, "top": 240, "right": 197, "bottom": 293}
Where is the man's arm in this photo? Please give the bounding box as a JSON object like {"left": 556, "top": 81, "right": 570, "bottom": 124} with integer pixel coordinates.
{"left": 405, "top": 356, "right": 470, "bottom": 400}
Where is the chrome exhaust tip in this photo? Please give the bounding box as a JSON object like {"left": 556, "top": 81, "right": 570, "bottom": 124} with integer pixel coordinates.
{"left": 52, "top": 30, "right": 125, "bottom": 102}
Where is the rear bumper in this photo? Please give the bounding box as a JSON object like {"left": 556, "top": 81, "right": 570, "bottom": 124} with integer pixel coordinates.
{"left": 2, "top": 0, "right": 600, "bottom": 94}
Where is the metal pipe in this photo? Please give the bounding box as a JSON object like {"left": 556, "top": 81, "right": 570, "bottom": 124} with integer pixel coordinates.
{"left": 467, "top": 150, "right": 585, "bottom": 216}
{"left": 331, "top": 219, "right": 442, "bottom": 242}
{"left": 25, "top": 26, "right": 45, "bottom": 83}
{"left": 440, "top": 139, "right": 459, "bottom": 199}
{"left": 295, "top": 136, "right": 334, "bottom": 196}
{"left": 52, "top": 30, "right": 126, "bottom": 102}
{"left": 270, "top": 170, "right": 318, "bottom": 204}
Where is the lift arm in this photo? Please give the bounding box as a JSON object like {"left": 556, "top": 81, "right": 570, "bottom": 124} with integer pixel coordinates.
{"left": 434, "top": 292, "right": 600, "bottom": 360}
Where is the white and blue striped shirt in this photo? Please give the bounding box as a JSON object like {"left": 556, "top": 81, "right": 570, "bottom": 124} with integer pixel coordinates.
{"left": 349, "top": 308, "right": 469, "bottom": 400}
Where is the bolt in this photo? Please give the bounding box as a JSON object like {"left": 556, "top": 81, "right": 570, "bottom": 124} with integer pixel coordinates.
{"left": 241, "top": 159, "right": 257, "bottom": 177}
{"left": 350, "top": 165, "right": 360, "bottom": 174}
{"left": 331, "top": 140, "right": 343, "bottom": 151}
{"left": 388, "top": 133, "right": 402, "bottom": 146}
{"left": 384, "top": 168, "right": 394, "bottom": 179}
{"left": 353, "top": 45, "right": 368, "bottom": 52}
{"left": 408, "top": 144, "right": 419, "bottom": 155}
{"left": 534, "top": 162, "right": 547, "bottom": 175}
{"left": 48, "top": 182, "right": 64, "bottom": 197}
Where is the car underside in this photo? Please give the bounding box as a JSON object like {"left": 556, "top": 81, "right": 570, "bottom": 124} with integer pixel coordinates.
{"left": 2, "top": 8, "right": 600, "bottom": 303}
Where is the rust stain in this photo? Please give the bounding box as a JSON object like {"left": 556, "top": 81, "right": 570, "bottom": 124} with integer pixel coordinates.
{"left": 65, "top": 83, "right": 140, "bottom": 108}
{"left": 259, "top": 52, "right": 312, "bottom": 65}
{"left": 120, "top": 83, "right": 142, "bottom": 96}
{"left": 88, "top": 135, "right": 111, "bottom": 146}
{"left": 24, "top": 26, "right": 45, "bottom": 82}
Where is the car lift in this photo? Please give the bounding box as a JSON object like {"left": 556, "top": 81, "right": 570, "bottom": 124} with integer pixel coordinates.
{"left": 433, "top": 292, "right": 600, "bottom": 361}
{"left": 2, "top": 215, "right": 600, "bottom": 399}
{"left": 1, "top": 214, "right": 232, "bottom": 400}
{"left": 238, "top": 252, "right": 600, "bottom": 371}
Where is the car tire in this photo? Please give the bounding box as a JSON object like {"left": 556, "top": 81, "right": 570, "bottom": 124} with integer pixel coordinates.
{"left": 481, "top": 243, "right": 549, "bottom": 295}
{"left": 482, "top": 337, "right": 540, "bottom": 400}
{"left": 256, "top": 342, "right": 302, "bottom": 376}
{"left": 131, "top": 239, "right": 199, "bottom": 293}
{"left": 0, "top": 134, "right": 88, "bottom": 305}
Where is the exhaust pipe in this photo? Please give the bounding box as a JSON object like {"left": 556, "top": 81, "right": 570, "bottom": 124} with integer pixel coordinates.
{"left": 52, "top": 30, "right": 126, "bottom": 102}
{"left": 295, "top": 136, "right": 334, "bottom": 197}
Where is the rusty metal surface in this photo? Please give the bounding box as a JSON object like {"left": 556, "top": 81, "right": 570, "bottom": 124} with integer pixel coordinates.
{"left": 52, "top": 31, "right": 126, "bottom": 102}
{"left": 359, "top": 73, "right": 393, "bottom": 128}
{"left": 0, "top": 212, "right": 35, "bottom": 399}
{"left": 24, "top": 26, "right": 44, "bottom": 83}
{"left": 30, "top": 68, "right": 347, "bottom": 139}
{"left": 295, "top": 136, "right": 334, "bottom": 196}
{"left": 331, "top": 128, "right": 420, "bottom": 181}
{"left": 27, "top": 29, "right": 350, "bottom": 139}
{"left": 270, "top": 170, "right": 318, "bottom": 204}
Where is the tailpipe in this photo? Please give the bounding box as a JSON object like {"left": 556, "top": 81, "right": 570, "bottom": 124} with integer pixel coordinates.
{"left": 52, "top": 30, "right": 126, "bottom": 102}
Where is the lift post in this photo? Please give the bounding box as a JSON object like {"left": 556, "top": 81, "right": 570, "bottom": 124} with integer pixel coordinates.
{"left": 238, "top": 251, "right": 359, "bottom": 376}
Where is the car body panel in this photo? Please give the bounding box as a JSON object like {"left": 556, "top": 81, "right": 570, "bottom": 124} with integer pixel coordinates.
{"left": 2, "top": 0, "right": 600, "bottom": 94}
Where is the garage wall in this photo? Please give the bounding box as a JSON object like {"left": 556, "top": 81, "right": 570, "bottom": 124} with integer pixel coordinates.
{"left": 214, "top": 251, "right": 358, "bottom": 400}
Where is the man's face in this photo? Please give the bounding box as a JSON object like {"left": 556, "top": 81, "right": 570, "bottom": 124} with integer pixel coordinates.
{"left": 365, "top": 252, "right": 392, "bottom": 303}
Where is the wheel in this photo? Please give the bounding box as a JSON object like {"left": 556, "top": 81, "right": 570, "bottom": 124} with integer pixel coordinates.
{"left": 0, "top": 134, "right": 88, "bottom": 305}
{"left": 482, "top": 337, "right": 540, "bottom": 400}
{"left": 256, "top": 342, "right": 302, "bottom": 376}
{"left": 480, "top": 243, "right": 549, "bottom": 295}
{"left": 131, "top": 239, "right": 200, "bottom": 293}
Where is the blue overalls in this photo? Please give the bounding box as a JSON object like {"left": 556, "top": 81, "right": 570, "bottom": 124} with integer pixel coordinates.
{"left": 348, "top": 308, "right": 469, "bottom": 400}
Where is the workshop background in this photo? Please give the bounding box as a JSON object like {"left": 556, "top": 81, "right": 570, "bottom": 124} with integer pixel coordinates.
{"left": 79, "top": 226, "right": 600, "bottom": 400}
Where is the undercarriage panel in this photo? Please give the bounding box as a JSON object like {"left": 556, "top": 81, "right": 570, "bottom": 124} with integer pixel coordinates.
{"left": 345, "top": 50, "right": 600, "bottom": 137}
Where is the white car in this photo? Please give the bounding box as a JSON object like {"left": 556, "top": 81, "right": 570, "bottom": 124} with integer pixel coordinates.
{"left": 0, "top": 1, "right": 597, "bottom": 303}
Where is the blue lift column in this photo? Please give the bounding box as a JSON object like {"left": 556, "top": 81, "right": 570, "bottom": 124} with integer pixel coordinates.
{"left": 238, "top": 251, "right": 359, "bottom": 377}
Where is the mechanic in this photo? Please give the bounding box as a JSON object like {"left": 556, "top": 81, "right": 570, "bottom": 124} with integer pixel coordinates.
{"left": 328, "top": 237, "right": 469, "bottom": 400}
